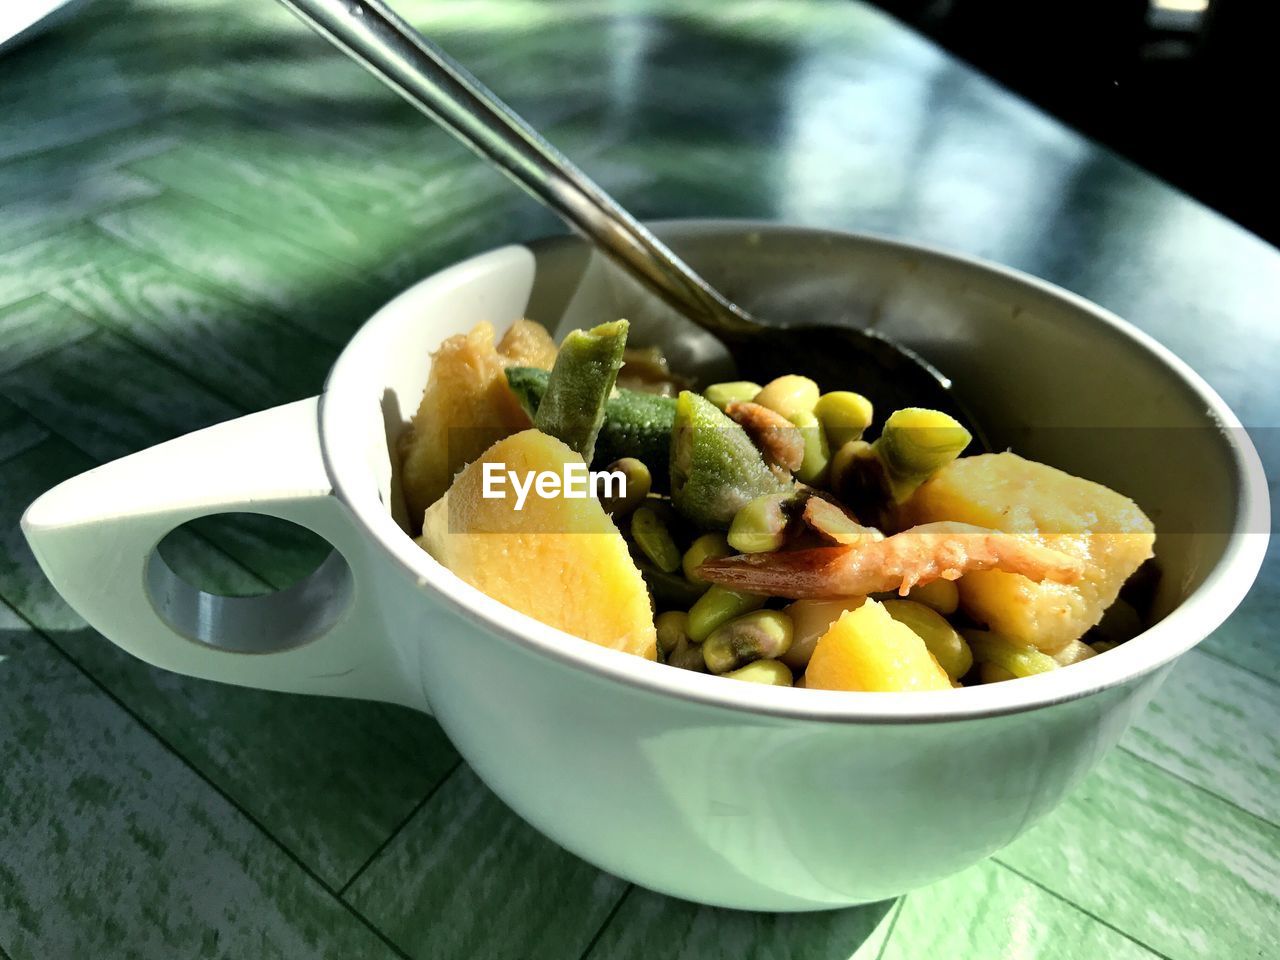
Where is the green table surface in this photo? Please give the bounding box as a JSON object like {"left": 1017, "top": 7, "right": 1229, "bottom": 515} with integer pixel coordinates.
{"left": 1, "top": 0, "right": 1277, "bottom": 957}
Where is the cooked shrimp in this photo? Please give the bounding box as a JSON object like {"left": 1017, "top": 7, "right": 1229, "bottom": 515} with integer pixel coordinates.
{"left": 725, "top": 400, "right": 805, "bottom": 473}
{"left": 699, "top": 521, "right": 1084, "bottom": 599}
{"left": 800, "top": 495, "right": 883, "bottom": 546}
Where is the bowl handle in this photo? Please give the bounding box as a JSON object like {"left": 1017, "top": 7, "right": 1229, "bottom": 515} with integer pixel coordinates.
{"left": 20, "top": 397, "right": 430, "bottom": 714}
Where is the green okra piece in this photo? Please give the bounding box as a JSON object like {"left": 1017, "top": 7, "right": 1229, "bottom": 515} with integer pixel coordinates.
{"left": 506, "top": 365, "right": 676, "bottom": 482}
{"left": 669, "top": 391, "right": 792, "bottom": 530}
{"left": 532, "top": 320, "right": 629, "bottom": 462}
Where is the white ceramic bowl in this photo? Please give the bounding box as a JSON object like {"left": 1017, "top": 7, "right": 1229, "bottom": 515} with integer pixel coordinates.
{"left": 23, "top": 223, "right": 1269, "bottom": 910}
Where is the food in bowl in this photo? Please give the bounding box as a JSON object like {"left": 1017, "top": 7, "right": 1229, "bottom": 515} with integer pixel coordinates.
{"left": 400, "top": 316, "right": 1156, "bottom": 691}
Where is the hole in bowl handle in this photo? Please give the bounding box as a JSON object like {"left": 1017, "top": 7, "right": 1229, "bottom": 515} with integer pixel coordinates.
{"left": 21, "top": 397, "right": 430, "bottom": 714}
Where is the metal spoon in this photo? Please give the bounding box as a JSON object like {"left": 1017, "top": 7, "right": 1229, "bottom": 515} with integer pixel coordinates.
{"left": 276, "top": 0, "right": 981, "bottom": 437}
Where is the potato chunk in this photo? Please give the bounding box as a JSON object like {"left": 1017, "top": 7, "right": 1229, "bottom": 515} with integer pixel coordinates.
{"left": 805, "top": 599, "right": 951, "bottom": 692}
{"left": 901, "top": 453, "right": 1154, "bottom": 652}
{"left": 497, "top": 317, "right": 559, "bottom": 369}
{"left": 420, "top": 430, "right": 657, "bottom": 659}
{"left": 400, "top": 320, "right": 556, "bottom": 527}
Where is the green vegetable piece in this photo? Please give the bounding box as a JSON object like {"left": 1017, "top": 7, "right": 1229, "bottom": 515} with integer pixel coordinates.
{"left": 874, "top": 407, "right": 971, "bottom": 502}
{"left": 600, "top": 457, "right": 651, "bottom": 515}
{"left": 828, "top": 439, "right": 892, "bottom": 524}
{"left": 904, "top": 579, "right": 959, "bottom": 616}
{"left": 667, "top": 636, "right": 709, "bottom": 672}
{"left": 630, "top": 506, "right": 681, "bottom": 573}
{"left": 655, "top": 611, "right": 689, "bottom": 655}
{"left": 682, "top": 532, "right": 732, "bottom": 586}
{"left": 814, "top": 391, "right": 874, "bottom": 448}
{"left": 505, "top": 365, "right": 549, "bottom": 418}
{"left": 506, "top": 366, "right": 676, "bottom": 482}
{"left": 754, "top": 375, "right": 819, "bottom": 420}
{"left": 882, "top": 599, "right": 972, "bottom": 681}
{"left": 1052, "top": 640, "right": 1098, "bottom": 667}
{"left": 964, "top": 629, "right": 1058, "bottom": 678}
{"left": 830, "top": 439, "right": 877, "bottom": 493}
{"left": 669, "top": 391, "right": 792, "bottom": 530}
{"left": 723, "top": 659, "right": 794, "bottom": 686}
{"left": 634, "top": 554, "right": 706, "bottom": 611}
{"left": 687, "top": 585, "right": 766, "bottom": 643}
{"left": 727, "top": 493, "right": 790, "bottom": 554}
{"left": 703, "top": 610, "right": 794, "bottom": 674}
{"left": 703, "top": 381, "right": 761, "bottom": 411}
{"left": 533, "top": 320, "right": 629, "bottom": 462}
{"left": 788, "top": 409, "right": 830, "bottom": 485}
{"left": 980, "top": 662, "right": 1016, "bottom": 684}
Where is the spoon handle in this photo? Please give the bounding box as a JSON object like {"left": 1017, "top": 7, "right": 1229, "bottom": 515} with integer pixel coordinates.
{"left": 276, "top": 0, "right": 756, "bottom": 336}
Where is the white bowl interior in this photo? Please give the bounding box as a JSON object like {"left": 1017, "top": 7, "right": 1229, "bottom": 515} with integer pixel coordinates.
{"left": 322, "top": 223, "right": 1268, "bottom": 719}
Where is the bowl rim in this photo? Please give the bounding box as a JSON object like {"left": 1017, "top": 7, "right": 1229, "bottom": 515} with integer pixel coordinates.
{"left": 321, "top": 219, "right": 1270, "bottom": 724}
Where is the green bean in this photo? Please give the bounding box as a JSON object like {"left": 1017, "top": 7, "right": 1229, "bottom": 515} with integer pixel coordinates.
{"left": 828, "top": 439, "right": 889, "bottom": 516}
{"left": 682, "top": 533, "right": 732, "bottom": 586}
{"left": 667, "top": 636, "right": 708, "bottom": 672}
{"left": 905, "top": 579, "right": 959, "bottom": 616}
{"left": 754, "top": 375, "right": 820, "bottom": 419}
{"left": 964, "top": 629, "right": 1058, "bottom": 678}
{"left": 979, "top": 662, "right": 1016, "bottom": 684}
{"left": 727, "top": 493, "right": 790, "bottom": 554}
{"left": 723, "top": 659, "right": 794, "bottom": 686}
{"left": 634, "top": 554, "right": 706, "bottom": 611}
{"left": 881, "top": 599, "right": 972, "bottom": 681}
{"left": 703, "top": 381, "right": 761, "bottom": 411}
{"left": 687, "top": 585, "right": 767, "bottom": 642}
{"left": 781, "top": 598, "right": 864, "bottom": 671}
{"left": 507, "top": 366, "right": 675, "bottom": 484}
{"left": 655, "top": 610, "right": 689, "bottom": 655}
{"left": 874, "top": 407, "right": 971, "bottom": 502}
{"left": 630, "top": 506, "right": 681, "bottom": 573}
{"left": 1052, "top": 640, "right": 1098, "bottom": 667}
{"left": 788, "top": 409, "right": 830, "bottom": 485}
{"left": 814, "top": 391, "right": 874, "bottom": 448}
{"left": 703, "top": 610, "right": 794, "bottom": 674}
{"left": 533, "top": 319, "right": 629, "bottom": 462}
{"left": 600, "top": 457, "right": 651, "bottom": 515}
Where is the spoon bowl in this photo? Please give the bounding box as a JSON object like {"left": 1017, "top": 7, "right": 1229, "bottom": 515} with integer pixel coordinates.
{"left": 276, "top": 0, "right": 983, "bottom": 440}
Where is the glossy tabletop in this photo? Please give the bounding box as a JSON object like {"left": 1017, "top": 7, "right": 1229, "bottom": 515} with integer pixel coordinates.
{"left": 0, "top": 1, "right": 1277, "bottom": 957}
